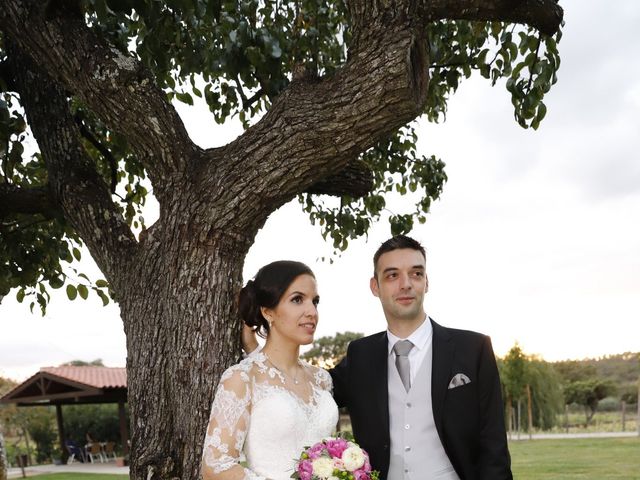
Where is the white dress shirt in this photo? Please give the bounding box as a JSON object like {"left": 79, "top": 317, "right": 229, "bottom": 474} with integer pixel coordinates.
{"left": 387, "top": 316, "right": 433, "bottom": 384}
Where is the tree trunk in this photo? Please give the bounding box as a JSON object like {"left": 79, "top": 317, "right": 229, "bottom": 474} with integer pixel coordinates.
{"left": 0, "top": 432, "right": 7, "bottom": 480}
{"left": 526, "top": 384, "right": 533, "bottom": 439}
{"left": 516, "top": 399, "right": 521, "bottom": 440}
{"left": 21, "top": 429, "right": 31, "bottom": 466}
{"left": 122, "top": 230, "right": 250, "bottom": 480}
{"left": 585, "top": 407, "right": 595, "bottom": 426}
{"left": 506, "top": 396, "right": 512, "bottom": 439}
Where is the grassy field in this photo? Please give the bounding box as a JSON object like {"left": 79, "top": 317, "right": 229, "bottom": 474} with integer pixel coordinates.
{"left": 548, "top": 411, "right": 638, "bottom": 434}
{"left": 9, "top": 438, "right": 639, "bottom": 479}
{"left": 510, "top": 437, "right": 640, "bottom": 479}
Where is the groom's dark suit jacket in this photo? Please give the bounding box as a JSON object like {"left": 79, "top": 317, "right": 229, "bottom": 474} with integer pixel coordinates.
{"left": 330, "top": 319, "right": 512, "bottom": 480}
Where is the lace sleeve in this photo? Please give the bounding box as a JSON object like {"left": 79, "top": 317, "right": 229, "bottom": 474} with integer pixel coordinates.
{"left": 313, "top": 366, "right": 333, "bottom": 393}
{"left": 202, "top": 366, "right": 266, "bottom": 480}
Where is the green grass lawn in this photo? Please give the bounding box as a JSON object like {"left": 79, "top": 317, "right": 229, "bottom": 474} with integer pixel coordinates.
{"left": 13, "top": 438, "right": 639, "bottom": 479}
{"left": 510, "top": 437, "right": 640, "bottom": 479}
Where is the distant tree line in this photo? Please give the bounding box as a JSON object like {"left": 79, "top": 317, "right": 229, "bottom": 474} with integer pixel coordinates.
{"left": 500, "top": 346, "right": 639, "bottom": 431}
{"left": 1, "top": 343, "right": 637, "bottom": 468}
{"left": 304, "top": 334, "right": 638, "bottom": 432}
{"left": 303, "top": 334, "right": 639, "bottom": 432}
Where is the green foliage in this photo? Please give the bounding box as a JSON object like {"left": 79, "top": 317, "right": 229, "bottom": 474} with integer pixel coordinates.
{"left": 563, "top": 378, "right": 617, "bottom": 425}
{"left": 1, "top": 2, "right": 562, "bottom": 310}
{"left": 554, "top": 353, "right": 639, "bottom": 422}
{"left": 0, "top": 403, "right": 57, "bottom": 465}
{"left": 25, "top": 409, "right": 57, "bottom": 463}
{"left": 525, "top": 358, "right": 564, "bottom": 430}
{"left": 0, "top": 376, "right": 17, "bottom": 396}
{"left": 62, "top": 404, "right": 126, "bottom": 450}
{"left": 426, "top": 20, "right": 561, "bottom": 130}
{"left": 553, "top": 352, "right": 640, "bottom": 403}
{"left": 587, "top": 352, "right": 640, "bottom": 385}
{"left": 619, "top": 384, "right": 638, "bottom": 405}
{"left": 553, "top": 360, "right": 598, "bottom": 383}
{"left": 302, "top": 331, "right": 363, "bottom": 368}
{"left": 501, "top": 343, "right": 527, "bottom": 402}
{"left": 301, "top": 126, "right": 448, "bottom": 250}
{"left": 499, "top": 345, "right": 564, "bottom": 430}
{"left": 59, "top": 359, "right": 105, "bottom": 367}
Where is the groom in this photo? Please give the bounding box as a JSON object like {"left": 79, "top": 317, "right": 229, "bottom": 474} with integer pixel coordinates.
{"left": 330, "top": 235, "right": 512, "bottom": 480}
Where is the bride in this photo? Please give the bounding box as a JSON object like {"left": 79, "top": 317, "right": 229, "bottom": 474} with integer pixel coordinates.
{"left": 201, "top": 260, "right": 339, "bottom": 480}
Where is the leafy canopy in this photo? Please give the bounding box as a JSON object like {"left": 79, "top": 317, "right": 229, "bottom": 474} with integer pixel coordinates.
{"left": 0, "top": 0, "right": 562, "bottom": 312}
{"left": 302, "top": 331, "right": 363, "bottom": 368}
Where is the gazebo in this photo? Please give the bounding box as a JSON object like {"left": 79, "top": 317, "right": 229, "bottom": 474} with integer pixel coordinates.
{"left": 0, "top": 366, "right": 129, "bottom": 462}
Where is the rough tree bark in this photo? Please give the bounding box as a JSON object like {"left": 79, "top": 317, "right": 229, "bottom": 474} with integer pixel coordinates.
{"left": 0, "top": 432, "right": 7, "bottom": 480}
{"left": 0, "top": 0, "right": 563, "bottom": 479}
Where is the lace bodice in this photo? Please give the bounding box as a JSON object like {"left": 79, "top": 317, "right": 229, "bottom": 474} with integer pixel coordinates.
{"left": 202, "top": 352, "right": 339, "bottom": 480}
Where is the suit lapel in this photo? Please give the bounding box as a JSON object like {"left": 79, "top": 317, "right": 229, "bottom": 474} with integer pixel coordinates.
{"left": 431, "top": 319, "right": 454, "bottom": 438}
{"left": 372, "top": 332, "right": 390, "bottom": 434}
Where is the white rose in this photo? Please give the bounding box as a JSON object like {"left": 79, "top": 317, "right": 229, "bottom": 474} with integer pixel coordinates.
{"left": 312, "top": 457, "right": 335, "bottom": 478}
{"left": 341, "top": 445, "right": 365, "bottom": 471}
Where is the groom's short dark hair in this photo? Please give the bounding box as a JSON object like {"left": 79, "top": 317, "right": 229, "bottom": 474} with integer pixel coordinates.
{"left": 373, "top": 235, "right": 426, "bottom": 277}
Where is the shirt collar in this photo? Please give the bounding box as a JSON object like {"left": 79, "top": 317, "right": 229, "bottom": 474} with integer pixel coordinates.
{"left": 387, "top": 315, "right": 432, "bottom": 355}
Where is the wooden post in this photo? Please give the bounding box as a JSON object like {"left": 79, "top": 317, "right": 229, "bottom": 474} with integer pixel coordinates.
{"left": 118, "top": 401, "right": 129, "bottom": 455}
{"left": 517, "top": 399, "right": 521, "bottom": 440}
{"left": 565, "top": 403, "right": 569, "bottom": 434}
{"left": 55, "top": 405, "right": 68, "bottom": 464}
{"left": 637, "top": 380, "right": 640, "bottom": 437}
{"left": 621, "top": 401, "right": 626, "bottom": 432}
{"left": 527, "top": 384, "right": 533, "bottom": 440}
{"left": 506, "top": 397, "right": 512, "bottom": 440}
{"left": 21, "top": 428, "right": 32, "bottom": 467}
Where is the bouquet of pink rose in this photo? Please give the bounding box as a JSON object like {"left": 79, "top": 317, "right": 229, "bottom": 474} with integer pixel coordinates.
{"left": 292, "top": 436, "right": 379, "bottom": 480}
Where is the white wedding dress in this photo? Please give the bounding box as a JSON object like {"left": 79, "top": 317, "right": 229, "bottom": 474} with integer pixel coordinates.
{"left": 202, "top": 352, "right": 339, "bottom": 479}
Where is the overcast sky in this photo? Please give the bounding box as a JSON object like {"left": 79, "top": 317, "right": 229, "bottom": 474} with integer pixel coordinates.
{"left": 1, "top": 0, "right": 638, "bottom": 381}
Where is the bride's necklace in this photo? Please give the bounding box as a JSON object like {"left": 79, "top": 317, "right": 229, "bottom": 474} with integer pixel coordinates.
{"left": 265, "top": 354, "right": 302, "bottom": 385}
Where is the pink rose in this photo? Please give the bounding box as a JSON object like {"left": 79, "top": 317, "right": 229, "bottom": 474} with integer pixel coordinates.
{"left": 325, "top": 438, "right": 349, "bottom": 458}
{"left": 353, "top": 468, "right": 370, "bottom": 480}
{"left": 307, "top": 443, "right": 325, "bottom": 460}
{"left": 297, "top": 459, "right": 313, "bottom": 480}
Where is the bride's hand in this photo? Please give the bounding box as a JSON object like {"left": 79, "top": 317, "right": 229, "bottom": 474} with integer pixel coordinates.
{"left": 241, "top": 323, "right": 259, "bottom": 354}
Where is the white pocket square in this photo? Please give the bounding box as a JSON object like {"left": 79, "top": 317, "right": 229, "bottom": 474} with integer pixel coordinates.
{"left": 448, "top": 373, "right": 471, "bottom": 389}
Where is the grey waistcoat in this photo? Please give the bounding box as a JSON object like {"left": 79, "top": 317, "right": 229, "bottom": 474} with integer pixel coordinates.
{"left": 387, "top": 344, "right": 459, "bottom": 480}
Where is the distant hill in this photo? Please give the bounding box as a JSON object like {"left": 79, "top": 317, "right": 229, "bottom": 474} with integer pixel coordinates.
{"left": 587, "top": 352, "right": 640, "bottom": 384}
{"left": 553, "top": 352, "right": 639, "bottom": 401}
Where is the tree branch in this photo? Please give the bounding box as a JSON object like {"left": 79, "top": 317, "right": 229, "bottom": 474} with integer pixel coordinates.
{"left": 195, "top": 20, "right": 430, "bottom": 232}
{"left": 0, "top": 59, "right": 16, "bottom": 91}
{"left": 0, "top": 1, "right": 199, "bottom": 204}
{"left": 305, "top": 160, "right": 374, "bottom": 198}
{"left": 193, "top": 0, "right": 562, "bottom": 234}
{"left": 0, "top": 184, "right": 59, "bottom": 217}
{"left": 74, "top": 114, "right": 118, "bottom": 194}
{"left": 6, "top": 40, "right": 138, "bottom": 291}
{"left": 423, "top": 0, "right": 564, "bottom": 37}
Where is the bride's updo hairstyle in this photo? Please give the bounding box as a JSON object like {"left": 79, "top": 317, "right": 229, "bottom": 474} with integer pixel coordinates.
{"left": 239, "top": 260, "right": 315, "bottom": 337}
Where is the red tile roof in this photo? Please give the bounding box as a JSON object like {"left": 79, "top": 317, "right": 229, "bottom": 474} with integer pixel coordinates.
{"left": 40, "top": 366, "right": 127, "bottom": 389}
